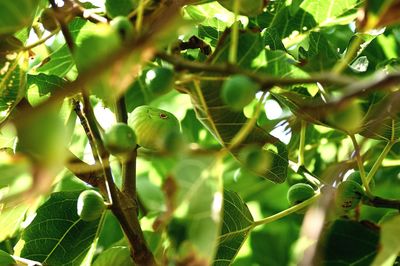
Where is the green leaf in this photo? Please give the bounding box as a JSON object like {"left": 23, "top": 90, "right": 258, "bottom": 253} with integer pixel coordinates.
{"left": 359, "top": 92, "right": 400, "bottom": 141}
{"left": 188, "top": 31, "right": 289, "bottom": 183}
{"left": 372, "top": 215, "right": 400, "bottom": 266}
{"left": 213, "top": 190, "right": 254, "bottom": 265}
{"left": 0, "top": 47, "right": 27, "bottom": 122}
{"left": 93, "top": 245, "right": 134, "bottom": 266}
{"left": 0, "top": 204, "right": 29, "bottom": 242}
{"left": 26, "top": 73, "right": 66, "bottom": 106}
{"left": 0, "top": 0, "right": 40, "bottom": 35}
{"left": 0, "top": 154, "right": 31, "bottom": 189}
{"left": 173, "top": 156, "right": 222, "bottom": 263}
{"left": 21, "top": 191, "right": 101, "bottom": 265}
{"left": 300, "top": 0, "right": 360, "bottom": 26}
{"left": 321, "top": 219, "right": 379, "bottom": 265}
{"left": 38, "top": 18, "right": 93, "bottom": 77}
{"left": 0, "top": 250, "right": 15, "bottom": 266}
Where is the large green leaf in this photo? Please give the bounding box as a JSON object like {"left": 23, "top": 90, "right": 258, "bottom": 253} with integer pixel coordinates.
{"left": 0, "top": 0, "right": 40, "bottom": 35}
{"left": 187, "top": 30, "right": 289, "bottom": 183}
{"left": 214, "top": 190, "right": 254, "bottom": 265}
{"left": 321, "top": 219, "right": 380, "bottom": 265}
{"left": 21, "top": 191, "right": 101, "bottom": 265}
{"left": 172, "top": 156, "right": 222, "bottom": 263}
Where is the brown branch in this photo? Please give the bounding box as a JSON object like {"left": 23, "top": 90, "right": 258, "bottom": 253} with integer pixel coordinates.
{"left": 363, "top": 196, "right": 400, "bottom": 210}
{"left": 49, "top": 0, "right": 75, "bottom": 52}
{"left": 156, "top": 52, "right": 356, "bottom": 89}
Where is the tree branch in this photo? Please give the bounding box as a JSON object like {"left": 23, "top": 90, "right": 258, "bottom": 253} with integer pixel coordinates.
{"left": 363, "top": 196, "right": 400, "bottom": 210}
{"left": 157, "top": 52, "right": 356, "bottom": 88}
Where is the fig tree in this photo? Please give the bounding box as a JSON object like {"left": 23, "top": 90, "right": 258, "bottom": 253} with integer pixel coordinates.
{"left": 128, "top": 105, "right": 180, "bottom": 150}
{"left": 77, "top": 190, "right": 106, "bottom": 221}
{"left": 103, "top": 123, "right": 137, "bottom": 155}
{"left": 221, "top": 75, "right": 258, "bottom": 111}
{"left": 287, "top": 183, "right": 315, "bottom": 206}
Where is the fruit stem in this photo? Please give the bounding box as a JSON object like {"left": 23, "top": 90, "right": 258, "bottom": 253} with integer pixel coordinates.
{"left": 253, "top": 192, "right": 320, "bottom": 227}
{"left": 135, "top": 0, "right": 145, "bottom": 34}
{"left": 298, "top": 120, "right": 306, "bottom": 166}
{"left": 23, "top": 31, "right": 58, "bottom": 51}
{"left": 349, "top": 134, "right": 372, "bottom": 196}
{"left": 366, "top": 120, "right": 396, "bottom": 184}
{"left": 332, "top": 35, "right": 363, "bottom": 74}
{"left": 229, "top": 0, "right": 240, "bottom": 64}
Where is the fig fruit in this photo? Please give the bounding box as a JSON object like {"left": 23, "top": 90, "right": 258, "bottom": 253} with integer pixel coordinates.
{"left": 347, "top": 171, "right": 375, "bottom": 189}
{"left": 217, "top": 0, "right": 267, "bottom": 17}
{"left": 77, "top": 190, "right": 106, "bottom": 221}
{"left": 103, "top": 123, "right": 137, "bottom": 155}
{"left": 110, "top": 16, "right": 134, "bottom": 40}
{"left": 287, "top": 183, "right": 315, "bottom": 206}
{"left": 145, "top": 67, "right": 174, "bottom": 96}
{"left": 335, "top": 180, "right": 365, "bottom": 211}
{"left": 128, "top": 105, "right": 180, "bottom": 150}
{"left": 221, "top": 75, "right": 258, "bottom": 111}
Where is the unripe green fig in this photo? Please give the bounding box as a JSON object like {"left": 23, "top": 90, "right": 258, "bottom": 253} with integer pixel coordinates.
{"left": 287, "top": 183, "right": 315, "bottom": 206}
{"left": 128, "top": 106, "right": 180, "bottom": 150}
{"left": 40, "top": 8, "right": 58, "bottom": 32}
{"left": 347, "top": 171, "right": 375, "bottom": 190}
{"left": 103, "top": 123, "right": 137, "bottom": 155}
{"left": 239, "top": 145, "right": 271, "bottom": 175}
{"left": 77, "top": 190, "right": 106, "bottom": 221}
{"left": 221, "top": 75, "right": 258, "bottom": 111}
{"left": 335, "top": 180, "right": 365, "bottom": 211}
{"left": 105, "top": 0, "right": 137, "bottom": 18}
{"left": 145, "top": 67, "right": 174, "bottom": 96}
{"left": 217, "top": 0, "right": 267, "bottom": 16}
{"left": 110, "top": 16, "right": 134, "bottom": 40}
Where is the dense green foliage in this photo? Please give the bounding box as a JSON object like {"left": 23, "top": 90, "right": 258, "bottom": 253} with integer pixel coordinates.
{"left": 0, "top": 0, "right": 399, "bottom": 265}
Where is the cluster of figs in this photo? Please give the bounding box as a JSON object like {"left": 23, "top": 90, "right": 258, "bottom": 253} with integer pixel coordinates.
{"left": 286, "top": 171, "right": 368, "bottom": 213}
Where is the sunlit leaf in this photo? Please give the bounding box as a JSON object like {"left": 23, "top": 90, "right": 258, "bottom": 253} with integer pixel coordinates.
{"left": 21, "top": 191, "right": 101, "bottom": 265}
{"left": 0, "top": 0, "right": 40, "bottom": 35}
{"left": 214, "top": 190, "right": 254, "bottom": 265}
{"left": 172, "top": 156, "right": 222, "bottom": 263}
